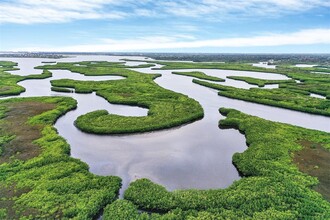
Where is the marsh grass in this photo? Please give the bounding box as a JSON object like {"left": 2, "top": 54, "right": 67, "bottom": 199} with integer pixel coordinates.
{"left": 226, "top": 76, "right": 295, "bottom": 87}
{"left": 120, "top": 108, "right": 330, "bottom": 219}
{"left": 0, "top": 97, "right": 121, "bottom": 219}
{"left": 193, "top": 79, "right": 330, "bottom": 116}
{"left": 40, "top": 61, "right": 204, "bottom": 134}
{"left": 172, "top": 71, "right": 225, "bottom": 82}
{"left": 51, "top": 86, "right": 73, "bottom": 93}
{"left": 121, "top": 59, "right": 330, "bottom": 116}
{"left": 0, "top": 61, "right": 52, "bottom": 97}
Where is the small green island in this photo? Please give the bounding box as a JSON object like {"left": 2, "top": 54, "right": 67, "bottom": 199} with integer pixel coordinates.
{"left": 172, "top": 71, "right": 225, "bottom": 82}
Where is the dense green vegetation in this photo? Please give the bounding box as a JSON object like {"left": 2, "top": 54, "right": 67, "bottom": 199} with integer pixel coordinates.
{"left": 279, "top": 81, "right": 329, "bottom": 98}
{"left": 128, "top": 63, "right": 156, "bottom": 68}
{"left": 193, "top": 79, "right": 330, "bottom": 116}
{"left": 0, "top": 97, "right": 121, "bottom": 219}
{"left": 24, "top": 70, "right": 52, "bottom": 80}
{"left": 277, "top": 67, "right": 330, "bottom": 98}
{"left": 103, "top": 199, "right": 204, "bottom": 220}
{"left": 0, "top": 61, "right": 52, "bottom": 97}
{"left": 172, "top": 71, "right": 225, "bottom": 82}
{"left": 124, "top": 59, "right": 330, "bottom": 115}
{"left": 0, "top": 60, "right": 19, "bottom": 68}
{"left": 149, "top": 60, "right": 330, "bottom": 74}
{"left": 103, "top": 200, "right": 152, "bottom": 219}
{"left": 226, "top": 76, "right": 295, "bottom": 87}
{"left": 153, "top": 60, "right": 278, "bottom": 72}
{"left": 120, "top": 108, "right": 330, "bottom": 219}
{"left": 38, "top": 61, "right": 204, "bottom": 134}
{"left": 50, "top": 86, "right": 73, "bottom": 93}
{"left": 0, "top": 61, "right": 24, "bottom": 96}
{"left": 161, "top": 61, "right": 330, "bottom": 95}
{"left": 2, "top": 58, "right": 329, "bottom": 219}
{"left": 148, "top": 60, "right": 330, "bottom": 94}
{"left": 124, "top": 59, "right": 279, "bottom": 72}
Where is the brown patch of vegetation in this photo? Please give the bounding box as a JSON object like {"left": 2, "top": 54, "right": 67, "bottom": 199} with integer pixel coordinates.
{"left": 0, "top": 86, "right": 12, "bottom": 92}
{"left": 0, "top": 101, "right": 56, "bottom": 217}
{"left": 0, "top": 101, "right": 55, "bottom": 163}
{"left": 293, "top": 140, "right": 330, "bottom": 201}
{"left": 120, "top": 93, "right": 133, "bottom": 97}
{"left": 0, "top": 183, "right": 37, "bottom": 218}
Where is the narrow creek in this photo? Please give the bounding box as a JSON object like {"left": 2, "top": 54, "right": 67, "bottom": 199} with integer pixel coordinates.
{"left": 1, "top": 56, "right": 329, "bottom": 197}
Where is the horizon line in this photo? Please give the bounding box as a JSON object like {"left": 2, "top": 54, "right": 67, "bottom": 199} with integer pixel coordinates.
{"left": 1, "top": 51, "right": 330, "bottom": 55}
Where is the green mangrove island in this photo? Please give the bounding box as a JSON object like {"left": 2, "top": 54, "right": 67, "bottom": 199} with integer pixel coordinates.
{"left": 38, "top": 61, "right": 204, "bottom": 134}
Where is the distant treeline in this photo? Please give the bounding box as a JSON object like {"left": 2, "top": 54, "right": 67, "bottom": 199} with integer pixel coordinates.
{"left": 137, "top": 53, "right": 330, "bottom": 65}
{"left": 1, "top": 52, "right": 329, "bottom": 65}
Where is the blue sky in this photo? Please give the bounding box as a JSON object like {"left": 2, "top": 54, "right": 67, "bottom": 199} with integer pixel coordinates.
{"left": 0, "top": 0, "right": 330, "bottom": 53}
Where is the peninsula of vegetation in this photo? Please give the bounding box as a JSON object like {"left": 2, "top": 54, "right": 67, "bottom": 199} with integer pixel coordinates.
{"left": 0, "top": 97, "right": 121, "bottom": 219}
{"left": 118, "top": 108, "right": 330, "bottom": 219}
{"left": 38, "top": 61, "right": 204, "bottom": 134}
{"left": 0, "top": 61, "right": 52, "bottom": 97}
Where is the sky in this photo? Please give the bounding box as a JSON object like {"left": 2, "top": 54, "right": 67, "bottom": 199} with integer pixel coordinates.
{"left": 0, "top": 0, "right": 330, "bottom": 53}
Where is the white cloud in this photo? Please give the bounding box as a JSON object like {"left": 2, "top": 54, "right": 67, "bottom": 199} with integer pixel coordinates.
{"left": 14, "top": 28, "right": 330, "bottom": 52}
{"left": 162, "top": 0, "right": 330, "bottom": 18}
{"left": 0, "top": 0, "right": 127, "bottom": 24}
{"left": 133, "top": 9, "right": 158, "bottom": 17}
{"left": 1, "top": 0, "right": 330, "bottom": 24}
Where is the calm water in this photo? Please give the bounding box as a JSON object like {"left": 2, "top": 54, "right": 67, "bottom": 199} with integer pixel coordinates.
{"left": 295, "top": 64, "right": 317, "bottom": 68}
{"left": 138, "top": 65, "right": 329, "bottom": 132}
{"left": 1, "top": 55, "right": 329, "bottom": 195}
{"left": 158, "top": 67, "right": 289, "bottom": 90}
{"left": 310, "top": 93, "right": 326, "bottom": 99}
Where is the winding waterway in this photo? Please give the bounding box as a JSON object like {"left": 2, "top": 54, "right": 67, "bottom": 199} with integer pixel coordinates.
{"left": 1, "top": 55, "right": 329, "bottom": 195}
